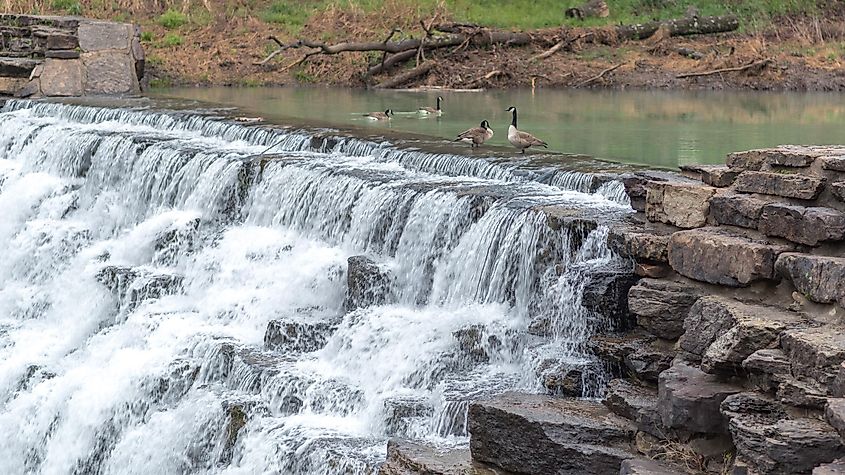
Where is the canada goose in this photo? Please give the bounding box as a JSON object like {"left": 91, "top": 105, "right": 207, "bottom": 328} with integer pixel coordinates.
{"left": 455, "top": 120, "right": 494, "bottom": 148}
{"left": 505, "top": 106, "right": 548, "bottom": 154}
{"left": 418, "top": 96, "right": 443, "bottom": 116}
{"left": 364, "top": 109, "right": 394, "bottom": 121}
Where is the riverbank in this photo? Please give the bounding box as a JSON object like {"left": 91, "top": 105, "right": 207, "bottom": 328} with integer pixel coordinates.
{"left": 4, "top": 0, "right": 845, "bottom": 91}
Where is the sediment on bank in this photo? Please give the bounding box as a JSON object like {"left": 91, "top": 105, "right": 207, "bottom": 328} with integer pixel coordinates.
{"left": 383, "top": 144, "right": 845, "bottom": 474}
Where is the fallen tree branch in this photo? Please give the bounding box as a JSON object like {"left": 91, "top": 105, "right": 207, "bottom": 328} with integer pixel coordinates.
{"left": 373, "top": 61, "right": 437, "bottom": 89}
{"left": 675, "top": 58, "right": 773, "bottom": 78}
{"left": 529, "top": 32, "right": 593, "bottom": 62}
{"left": 577, "top": 62, "right": 625, "bottom": 87}
{"left": 613, "top": 15, "right": 739, "bottom": 42}
{"left": 466, "top": 69, "right": 502, "bottom": 87}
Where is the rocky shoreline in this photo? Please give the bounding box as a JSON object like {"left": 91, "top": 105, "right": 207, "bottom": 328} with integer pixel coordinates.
{"left": 378, "top": 145, "right": 845, "bottom": 474}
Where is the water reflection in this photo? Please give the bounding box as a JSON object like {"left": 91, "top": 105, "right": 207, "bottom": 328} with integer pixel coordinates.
{"left": 152, "top": 87, "right": 845, "bottom": 168}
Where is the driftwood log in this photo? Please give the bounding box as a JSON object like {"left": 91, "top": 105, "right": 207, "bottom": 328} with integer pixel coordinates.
{"left": 614, "top": 15, "right": 739, "bottom": 41}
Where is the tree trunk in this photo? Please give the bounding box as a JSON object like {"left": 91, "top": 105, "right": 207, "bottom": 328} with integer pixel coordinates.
{"left": 614, "top": 15, "right": 739, "bottom": 41}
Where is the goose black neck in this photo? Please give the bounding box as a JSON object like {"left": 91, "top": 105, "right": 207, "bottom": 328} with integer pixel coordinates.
{"left": 436, "top": 97, "right": 441, "bottom": 111}
{"left": 510, "top": 109, "right": 518, "bottom": 127}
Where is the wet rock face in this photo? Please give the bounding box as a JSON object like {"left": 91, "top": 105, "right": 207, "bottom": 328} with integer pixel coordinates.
{"left": 646, "top": 182, "right": 716, "bottom": 229}
{"left": 344, "top": 255, "right": 391, "bottom": 311}
{"left": 667, "top": 227, "right": 792, "bottom": 287}
{"left": 589, "top": 332, "right": 674, "bottom": 384}
{"left": 95, "top": 265, "right": 184, "bottom": 312}
{"left": 721, "top": 392, "right": 844, "bottom": 474}
{"left": 264, "top": 320, "right": 333, "bottom": 353}
{"left": 468, "top": 392, "right": 636, "bottom": 475}
{"left": 734, "top": 171, "right": 826, "bottom": 200}
{"left": 758, "top": 203, "right": 845, "bottom": 246}
{"left": 581, "top": 270, "right": 640, "bottom": 331}
{"left": 658, "top": 362, "right": 742, "bottom": 435}
{"left": 776, "top": 253, "right": 845, "bottom": 307}
{"left": 379, "top": 439, "right": 500, "bottom": 475}
{"left": 628, "top": 279, "right": 702, "bottom": 340}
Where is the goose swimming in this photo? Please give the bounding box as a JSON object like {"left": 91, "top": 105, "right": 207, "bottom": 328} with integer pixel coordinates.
{"left": 505, "top": 106, "right": 548, "bottom": 154}
{"left": 418, "top": 96, "right": 443, "bottom": 116}
{"left": 364, "top": 109, "right": 394, "bottom": 120}
{"left": 455, "top": 120, "right": 494, "bottom": 148}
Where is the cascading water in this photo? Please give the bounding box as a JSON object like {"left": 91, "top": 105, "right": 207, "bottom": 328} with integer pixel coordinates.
{"left": 0, "top": 99, "right": 632, "bottom": 474}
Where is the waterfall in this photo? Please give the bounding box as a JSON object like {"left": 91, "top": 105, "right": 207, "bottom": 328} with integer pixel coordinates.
{"left": 0, "top": 100, "right": 632, "bottom": 474}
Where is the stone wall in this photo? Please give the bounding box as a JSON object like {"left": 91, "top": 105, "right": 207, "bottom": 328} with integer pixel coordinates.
{"left": 379, "top": 146, "right": 845, "bottom": 475}
{"left": 0, "top": 14, "right": 144, "bottom": 97}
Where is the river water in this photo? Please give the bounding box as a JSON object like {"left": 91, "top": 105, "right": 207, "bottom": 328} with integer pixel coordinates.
{"left": 0, "top": 98, "right": 635, "bottom": 474}
{"left": 154, "top": 87, "right": 845, "bottom": 169}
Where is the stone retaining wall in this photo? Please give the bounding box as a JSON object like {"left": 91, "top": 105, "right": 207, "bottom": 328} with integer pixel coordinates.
{"left": 379, "top": 146, "right": 845, "bottom": 474}
{"left": 0, "top": 14, "right": 144, "bottom": 97}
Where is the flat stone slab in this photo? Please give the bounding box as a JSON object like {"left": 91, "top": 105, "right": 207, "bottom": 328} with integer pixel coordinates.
{"left": 469, "top": 392, "right": 636, "bottom": 475}
{"left": 603, "top": 379, "right": 662, "bottom": 437}
{"left": 628, "top": 278, "right": 703, "bottom": 340}
{"left": 758, "top": 203, "right": 845, "bottom": 246}
{"left": 609, "top": 219, "right": 677, "bottom": 263}
{"left": 680, "top": 164, "right": 740, "bottom": 187}
{"left": 39, "top": 58, "right": 83, "bottom": 96}
{"left": 679, "top": 296, "right": 804, "bottom": 373}
{"left": 709, "top": 193, "right": 772, "bottom": 229}
{"left": 781, "top": 327, "right": 845, "bottom": 391}
{"left": 734, "top": 171, "right": 826, "bottom": 200}
{"left": 619, "top": 458, "right": 681, "bottom": 475}
{"left": 378, "top": 439, "right": 501, "bottom": 475}
{"left": 82, "top": 51, "right": 138, "bottom": 95}
{"left": 727, "top": 146, "right": 826, "bottom": 170}
{"left": 658, "top": 362, "right": 742, "bottom": 435}
{"left": 0, "top": 57, "right": 40, "bottom": 78}
{"left": 776, "top": 253, "right": 845, "bottom": 307}
{"left": 823, "top": 157, "right": 845, "bottom": 173}
{"left": 743, "top": 348, "right": 791, "bottom": 392}
{"left": 78, "top": 20, "right": 132, "bottom": 52}
{"left": 646, "top": 181, "right": 716, "bottom": 228}
{"left": 668, "top": 227, "right": 792, "bottom": 287}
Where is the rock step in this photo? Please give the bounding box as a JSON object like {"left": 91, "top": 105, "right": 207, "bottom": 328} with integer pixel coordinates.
{"left": 781, "top": 327, "right": 845, "bottom": 393}
{"left": 679, "top": 164, "right": 739, "bottom": 187}
{"left": 758, "top": 203, "right": 845, "bottom": 246}
{"left": 581, "top": 270, "right": 640, "bottom": 331}
{"left": 378, "top": 439, "right": 502, "bottom": 475}
{"left": 727, "top": 146, "right": 832, "bottom": 170}
{"left": 589, "top": 330, "right": 673, "bottom": 384}
{"left": 628, "top": 278, "right": 703, "bottom": 340}
{"left": 608, "top": 218, "right": 677, "bottom": 264}
{"left": 709, "top": 193, "right": 772, "bottom": 229}
{"left": 667, "top": 227, "right": 793, "bottom": 287}
{"left": 603, "top": 379, "right": 662, "bottom": 437}
{"left": 776, "top": 253, "right": 845, "bottom": 307}
{"left": 468, "top": 393, "right": 636, "bottom": 475}
{"left": 0, "top": 56, "right": 40, "bottom": 77}
{"left": 659, "top": 362, "right": 743, "bottom": 435}
{"left": 619, "top": 458, "right": 684, "bottom": 475}
{"left": 734, "top": 171, "right": 826, "bottom": 200}
{"left": 646, "top": 181, "right": 715, "bottom": 229}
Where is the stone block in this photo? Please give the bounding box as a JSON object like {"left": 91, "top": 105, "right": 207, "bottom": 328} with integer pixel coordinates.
{"left": 734, "top": 171, "right": 826, "bottom": 200}
{"left": 264, "top": 320, "right": 333, "bottom": 353}
{"left": 781, "top": 328, "right": 845, "bottom": 392}
{"left": 628, "top": 278, "right": 702, "bottom": 340}
{"left": 646, "top": 182, "right": 716, "bottom": 228}
{"left": 668, "top": 227, "right": 792, "bottom": 287}
{"left": 0, "top": 77, "right": 26, "bottom": 95}
{"left": 39, "top": 58, "right": 83, "bottom": 96}
{"left": 608, "top": 221, "right": 675, "bottom": 263}
{"left": 758, "top": 203, "right": 845, "bottom": 246}
{"left": 469, "top": 392, "right": 636, "bottom": 475}
{"left": 0, "top": 57, "right": 39, "bottom": 77}
{"left": 658, "top": 362, "right": 742, "bottom": 435}
{"left": 823, "top": 157, "right": 845, "bottom": 173}
{"left": 82, "top": 51, "right": 139, "bottom": 95}
{"left": 619, "top": 458, "right": 680, "bottom": 475}
{"left": 603, "top": 379, "right": 662, "bottom": 437}
{"left": 379, "top": 439, "right": 499, "bottom": 475}
{"left": 78, "top": 20, "right": 132, "bottom": 52}
{"left": 588, "top": 331, "right": 673, "bottom": 383}
{"left": 582, "top": 270, "right": 640, "bottom": 330}
{"left": 777, "top": 377, "right": 827, "bottom": 409}
{"left": 742, "top": 349, "right": 791, "bottom": 392}
{"left": 776, "top": 253, "right": 845, "bottom": 307}
{"left": 832, "top": 182, "right": 845, "bottom": 202}
{"left": 722, "top": 392, "right": 843, "bottom": 475}
{"left": 45, "top": 33, "right": 78, "bottom": 50}
{"left": 45, "top": 49, "right": 80, "bottom": 59}
{"left": 345, "top": 255, "right": 390, "bottom": 311}
{"left": 826, "top": 399, "right": 845, "bottom": 440}
{"left": 709, "top": 194, "right": 771, "bottom": 229}
{"left": 728, "top": 146, "right": 820, "bottom": 170}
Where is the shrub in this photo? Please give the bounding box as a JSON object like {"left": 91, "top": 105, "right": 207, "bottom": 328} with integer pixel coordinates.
{"left": 158, "top": 9, "right": 188, "bottom": 29}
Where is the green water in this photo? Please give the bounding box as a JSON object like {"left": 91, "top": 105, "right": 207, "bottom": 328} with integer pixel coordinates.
{"left": 151, "top": 87, "right": 845, "bottom": 169}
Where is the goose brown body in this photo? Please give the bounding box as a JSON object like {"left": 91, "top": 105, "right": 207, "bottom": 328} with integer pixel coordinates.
{"left": 455, "top": 120, "right": 494, "bottom": 148}
{"left": 505, "top": 106, "right": 548, "bottom": 153}
{"left": 364, "top": 109, "right": 394, "bottom": 120}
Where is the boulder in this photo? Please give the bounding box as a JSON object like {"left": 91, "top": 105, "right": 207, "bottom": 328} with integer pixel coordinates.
{"left": 453, "top": 325, "right": 501, "bottom": 363}
{"left": 781, "top": 328, "right": 845, "bottom": 392}
{"left": 469, "top": 392, "right": 636, "bottom": 475}
{"left": 709, "top": 194, "right": 771, "bottom": 229}
{"left": 742, "top": 349, "right": 791, "bottom": 392}
{"left": 589, "top": 331, "right": 673, "bottom": 383}
{"left": 581, "top": 270, "right": 640, "bottom": 331}
{"left": 536, "top": 360, "right": 585, "bottom": 396}
{"left": 264, "top": 320, "right": 333, "bottom": 353}
{"left": 832, "top": 182, "right": 845, "bottom": 202}
{"left": 814, "top": 459, "right": 845, "bottom": 474}
{"left": 40, "top": 58, "right": 83, "bottom": 96}
{"left": 668, "top": 227, "right": 792, "bottom": 287}
{"left": 603, "top": 379, "right": 661, "bottom": 437}
{"left": 345, "top": 255, "right": 391, "bottom": 311}
{"left": 776, "top": 253, "right": 845, "bottom": 307}
{"left": 727, "top": 146, "right": 819, "bottom": 170}
{"left": 646, "top": 182, "right": 716, "bottom": 228}
{"left": 658, "top": 362, "right": 742, "bottom": 435}
{"left": 721, "top": 392, "right": 843, "bottom": 474}
{"left": 619, "top": 458, "right": 680, "bottom": 475}
{"left": 82, "top": 51, "right": 139, "bottom": 95}
{"left": 734, "top": 171, "right": 826, "bottom": 200}
{"left": 78, "top": 20, "right": 132, "bottom": 52}
{"left": 379, "top": 439, "right": 500, "bottom": 475}
{"left": 628, "top": 278, "right": 703, "bottom": 340}
{"left": 758, "top": 203, "right": 845, "bottom": 246}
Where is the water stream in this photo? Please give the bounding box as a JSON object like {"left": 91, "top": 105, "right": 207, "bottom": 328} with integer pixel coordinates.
{"left": 0, "top": 99, "right": 632, "bottom": 474}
